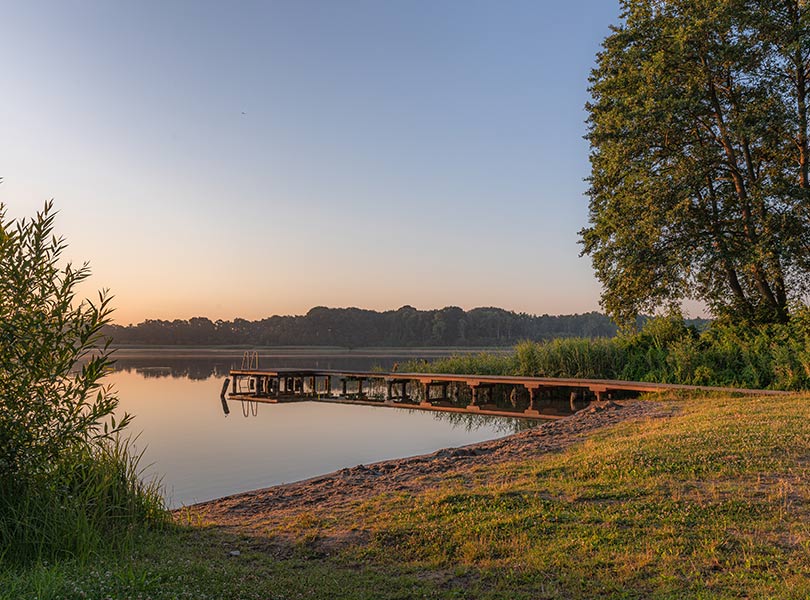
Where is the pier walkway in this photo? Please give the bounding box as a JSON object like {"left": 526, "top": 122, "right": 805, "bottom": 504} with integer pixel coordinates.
{"left": 226, "top": 367, "right": 790, "bottom": 420}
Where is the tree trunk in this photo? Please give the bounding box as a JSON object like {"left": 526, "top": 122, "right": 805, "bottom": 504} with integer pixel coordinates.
{"left": 704, "top": 65, "right": 783, "bottom": 317}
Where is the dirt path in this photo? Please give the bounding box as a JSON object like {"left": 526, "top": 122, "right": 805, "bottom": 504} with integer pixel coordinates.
{"left": 184, "top": 400, "right": 674, "bottom": 534}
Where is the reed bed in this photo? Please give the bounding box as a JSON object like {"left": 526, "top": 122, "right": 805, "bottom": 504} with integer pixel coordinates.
{"left": 402, "top": 312, "right": 810, "bottom": 391}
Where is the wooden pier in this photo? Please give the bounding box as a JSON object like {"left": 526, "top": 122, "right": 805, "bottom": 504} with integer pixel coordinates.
{"left": 226, "top": 368, "right": 790, "bottom": 420}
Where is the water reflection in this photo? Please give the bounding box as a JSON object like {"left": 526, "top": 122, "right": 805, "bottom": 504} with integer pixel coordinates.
{"left": 115, "top": 358, "right": 232, "bottom": 380}
{"left": 223, "top": 395, "right": 533, "bottom": 436}
{"left": 419, "top": 409, "right": 535, "bottom": 436}
{"left": 240, "top": 399, "right": 259, "bottom": 418}
{"left": 109, "top": 348, "right": 498, "bottom": 380}
{"left": 114, "top": 354, "right": 405, "bottom": 380}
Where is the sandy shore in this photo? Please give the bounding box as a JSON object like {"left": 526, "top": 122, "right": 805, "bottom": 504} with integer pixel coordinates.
{"left": 184, "top": 399, "right": 675, "bottom": 539}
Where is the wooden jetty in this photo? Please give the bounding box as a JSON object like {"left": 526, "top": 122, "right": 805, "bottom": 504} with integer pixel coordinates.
{"left": 226, "top": 367, "right": 790, "bottom": 420}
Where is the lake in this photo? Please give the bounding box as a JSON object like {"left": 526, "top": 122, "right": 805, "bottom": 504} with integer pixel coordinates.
{"left": 110, "top": 348, "right": 532, "bottom": 508}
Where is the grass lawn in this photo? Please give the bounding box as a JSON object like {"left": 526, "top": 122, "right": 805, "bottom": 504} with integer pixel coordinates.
{"left": 3, "top": 392, "right": 809, "bottom": 599}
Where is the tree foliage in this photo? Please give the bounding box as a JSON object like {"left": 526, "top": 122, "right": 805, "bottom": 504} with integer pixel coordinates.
{"left": 582, "top": 0, "right": 810, "bottom": 325}
{"left": 105, "top": 307, "right": 626, "bottom": 347}
{"left": 0, "top": 201, "right": 129, "bottom": 480}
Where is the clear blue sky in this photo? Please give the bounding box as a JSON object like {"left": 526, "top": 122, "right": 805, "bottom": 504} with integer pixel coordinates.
{"left": 1, "top": 0, "right": 625, "bottom": 325}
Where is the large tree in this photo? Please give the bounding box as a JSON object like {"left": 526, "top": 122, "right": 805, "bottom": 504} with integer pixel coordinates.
{"left": 581, "top": 0, "right": 810, "bottom": 325}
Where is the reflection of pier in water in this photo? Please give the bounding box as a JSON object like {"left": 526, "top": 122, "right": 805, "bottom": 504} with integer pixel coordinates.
{"left": 227, "top": 367, "right": 789, "bottom": 420}
{"left": 220, "top": 392, "right": 535, "bottom": 435}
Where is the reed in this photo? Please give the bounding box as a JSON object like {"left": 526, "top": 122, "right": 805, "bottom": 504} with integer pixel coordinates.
{"left": 0, "top": 436, "right": 167, "bottom": 566}
{"left": 401, "top": 352, "right": 517, "bottom": 376}
{"left": 405, "top": 311, "right": 810, "bottom": 391}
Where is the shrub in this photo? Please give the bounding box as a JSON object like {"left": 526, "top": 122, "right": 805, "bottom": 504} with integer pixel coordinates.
{"left": 0, "top": 201, "right": 127, "bottom": 479}
{"left": 0, "top": 201, "right": 166, "bottom": 564}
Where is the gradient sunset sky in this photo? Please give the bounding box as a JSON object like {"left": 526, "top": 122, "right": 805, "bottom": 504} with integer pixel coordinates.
{"left": 2, "top": 0, "right": 625, "bottom": 325}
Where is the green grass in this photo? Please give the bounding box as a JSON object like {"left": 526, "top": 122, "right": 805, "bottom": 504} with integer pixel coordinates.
{"left": 0, "top": 437, "right": 167, "bottom": 566}
{"left": 2, "top": 392, "right": 808, "bottom": 598}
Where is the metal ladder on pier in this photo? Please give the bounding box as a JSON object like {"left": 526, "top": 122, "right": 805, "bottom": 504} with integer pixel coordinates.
{"left": 225, "top": 351, "right": 260, "bottom": 396}
{"left": 241, "top": 351, "right": 259, "bottom": 370}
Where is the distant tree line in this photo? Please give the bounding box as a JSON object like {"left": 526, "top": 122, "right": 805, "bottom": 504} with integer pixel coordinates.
{"left": 105, "top": 306, "right": 662, "bottom": 347}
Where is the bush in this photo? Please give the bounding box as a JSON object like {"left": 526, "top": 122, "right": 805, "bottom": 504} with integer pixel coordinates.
{"left": 0, "top": 201, "right": 166, "bottom": 564}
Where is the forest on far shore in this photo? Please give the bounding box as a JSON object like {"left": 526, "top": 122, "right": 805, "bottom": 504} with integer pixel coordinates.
{"left": 105, "top": 305, "right": 709, "bottom": 347}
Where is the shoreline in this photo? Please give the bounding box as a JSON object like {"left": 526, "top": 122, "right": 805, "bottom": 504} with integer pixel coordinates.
{"left": 183, "top": 399, "right": 675, "bottom": 539}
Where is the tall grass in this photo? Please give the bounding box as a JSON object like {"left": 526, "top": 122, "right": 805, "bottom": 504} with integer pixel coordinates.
{"left": 402, "top": 310, "right": 810, "bottom": 391}
{"left": 514, "top": 337, "right": 625, "bottom": 379}
{"left": 0, "top": 437, "right": 167, "bottom": 566}
{"left": 402, "top": 352, "right": 517, "bottom": 375}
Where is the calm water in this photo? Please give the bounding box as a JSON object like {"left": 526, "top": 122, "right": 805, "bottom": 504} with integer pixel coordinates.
{"left": 111, "top": 349, "right": 530, "bottom": 508}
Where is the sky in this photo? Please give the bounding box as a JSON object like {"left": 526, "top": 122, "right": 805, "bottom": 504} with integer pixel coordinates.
{"left": 1, "top": 0, "right": 627, "bottom": 325}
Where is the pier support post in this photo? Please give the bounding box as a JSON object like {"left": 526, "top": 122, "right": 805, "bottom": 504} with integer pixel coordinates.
{"left": 468, "top": 384, "right": 481, "bottom": 411}
{"left": 569, "top": 390, "right": 580, "bottom": 412}
{"left": 421, "top": 382, "right": 432, "bottom": 407}
{"left": 524, "top": 385, "right": 541, "bottom": 417}
{"left": 386, "top": 381, "right": 393, "bottom": 402}
{"left": 588, "top": 385, "right": 607, "bottom": 405}
{"left": 342, "top": 379, "right": 348, "bottom": 397}
{"left": 357, "top": 378, "right": 364, "bottom": 398}
{"left": 232, "top": 377, "right": 237, "bottom": 395}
